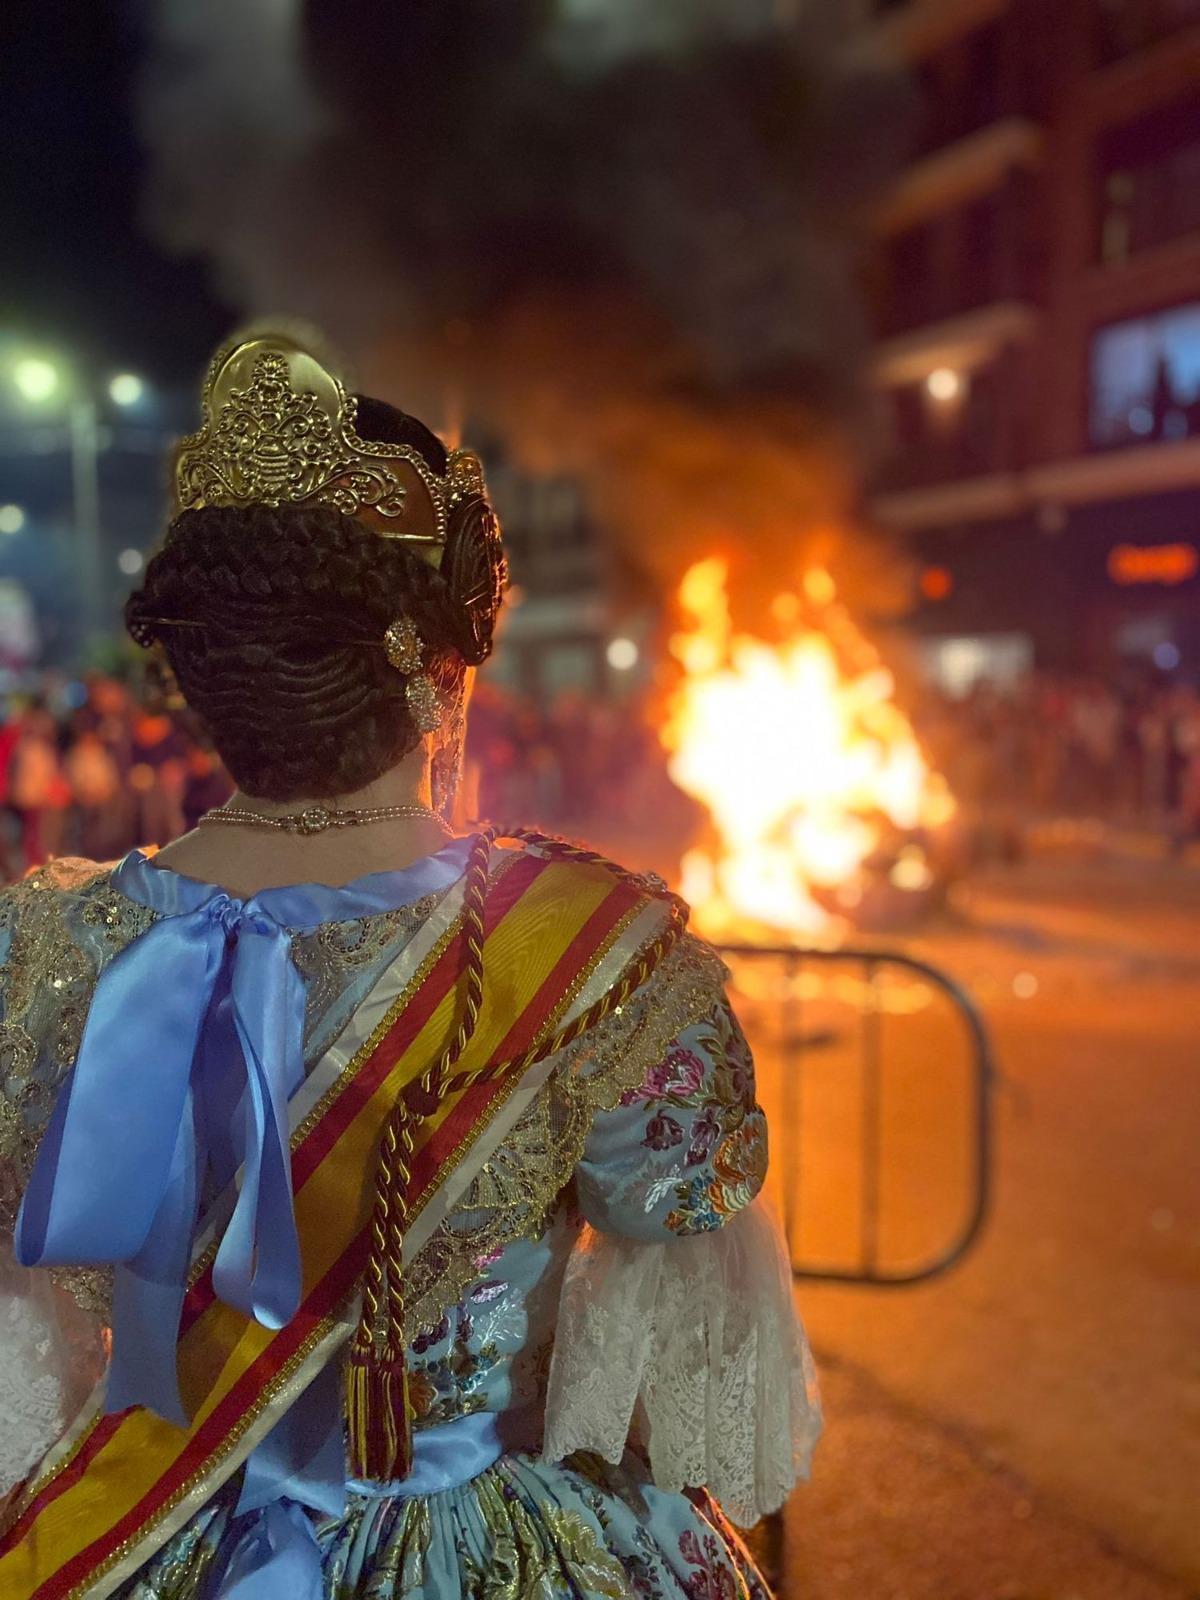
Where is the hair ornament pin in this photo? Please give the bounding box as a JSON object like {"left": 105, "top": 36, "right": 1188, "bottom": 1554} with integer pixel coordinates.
{"left": 384, "top": 617, "right": 422, "bottom": 673}
{"left": 384, "top": 617, "right": 441, "bottom": 734}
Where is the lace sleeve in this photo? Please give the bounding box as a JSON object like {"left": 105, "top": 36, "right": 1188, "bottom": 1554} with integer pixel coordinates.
{"left": 0, "top": 1238, "right": 106, "bottom": 1497}
{"left": 542, "top": 1196, "right": 821, "bottom": 1527}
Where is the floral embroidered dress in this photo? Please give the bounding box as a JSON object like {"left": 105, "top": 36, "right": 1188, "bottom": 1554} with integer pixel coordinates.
{"left": 0, "top": 843, "right": 819, "bottom": 1600}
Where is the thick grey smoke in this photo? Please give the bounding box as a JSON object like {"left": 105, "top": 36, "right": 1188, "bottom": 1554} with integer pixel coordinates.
{"left": 139, "top": 0, "right": 911, "bottom": 608}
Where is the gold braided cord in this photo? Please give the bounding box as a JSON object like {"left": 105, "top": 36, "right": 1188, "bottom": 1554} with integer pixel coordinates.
{"left": 346, "top": 826, "right": 688, "bottom": 1479}
{"left": 351, "top": 832, "right": 491, "bottom": 1355}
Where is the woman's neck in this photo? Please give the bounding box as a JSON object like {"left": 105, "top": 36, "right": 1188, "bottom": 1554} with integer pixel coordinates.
{"left": 150, "top": 745, "right": 457, "bottom": 897}
{"left": 226, "top": 745, "right": 435, "bottom": 819}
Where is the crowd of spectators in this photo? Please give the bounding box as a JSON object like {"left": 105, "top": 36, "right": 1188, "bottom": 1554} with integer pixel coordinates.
{"left": 1, "top": 667, "right": 1199, "bottom": 883}
{"left": 913, "top": 672, "right": 1200, "bottom": 851}
{"left": 0, "top": 673, "right": 230, "bottom": 878}
{"left": 0, "top": 674, "right": 693, "bottom": 880}
{"left": 464, "top": 683, "right": 696, "bottom": 840}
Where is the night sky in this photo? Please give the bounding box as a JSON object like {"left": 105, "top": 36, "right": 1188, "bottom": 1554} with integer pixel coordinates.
{"left": 0, "top": 1, "right": 231, "bottom": 384}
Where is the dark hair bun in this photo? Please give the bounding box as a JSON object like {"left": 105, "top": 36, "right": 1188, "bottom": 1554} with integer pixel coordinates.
{"left": 126, "top": 503, "right": 469, "bottom": 800}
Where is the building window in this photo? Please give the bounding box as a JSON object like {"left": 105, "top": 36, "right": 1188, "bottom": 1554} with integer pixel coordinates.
{"left": 1096, "top": 0, "right": 1200, "bottom": 64}
{"left": 1098, "top": 95, "right": 1200, "bottom": 263}
{"left": 1089, "top": 303, "right": 1200, "bottom": 449}
{"left": 878, "top": 359, "right": 1007, "bottom": 489}
{"left": 880, "top": 192, "right": 1012, "bottom": 337}
{"left": 882, "top": 223, "right": 936, "bottom": 334}
{"left": 913, "top": 24, "right": 1003, "bottom": 156}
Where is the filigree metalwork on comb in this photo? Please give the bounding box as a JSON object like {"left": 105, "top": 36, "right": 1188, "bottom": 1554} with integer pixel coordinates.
{"left": 170, "top": 328, "right": 490, "bottom": 547}
{"left": 175, "top": 351, "right": 409, "bottom": 520}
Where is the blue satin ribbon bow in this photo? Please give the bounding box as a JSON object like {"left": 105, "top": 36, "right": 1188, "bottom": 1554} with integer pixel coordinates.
{"left": 15, "top": 882, "right": 307, "bottom": 1422}
{"left": 13, "top": 840, "right": 472, "bottom": 1425}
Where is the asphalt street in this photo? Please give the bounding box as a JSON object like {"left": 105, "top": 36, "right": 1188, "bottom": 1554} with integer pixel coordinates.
{"left": 740, "top": 848, "right": 1200, "bottom": 1597}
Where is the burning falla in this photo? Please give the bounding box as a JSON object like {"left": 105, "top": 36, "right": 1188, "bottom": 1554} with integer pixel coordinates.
{"left": 661, "top": 558, "right": 955, "bottom": 940}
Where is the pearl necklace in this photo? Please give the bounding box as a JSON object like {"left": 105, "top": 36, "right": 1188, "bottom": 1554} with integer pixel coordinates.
{"left": 199, "top": 801, "right": 447, "bottom": 837}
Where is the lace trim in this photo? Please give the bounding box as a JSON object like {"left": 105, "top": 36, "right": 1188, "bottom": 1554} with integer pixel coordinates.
{"left": 404, "top": 933, "right": 729, "bottom": 1338}
{"left": 542, "top": 1199, "right": 823, "bottom": 1527}
{"left": 0, "top": 1238, "right": 106, "bottom": 1497}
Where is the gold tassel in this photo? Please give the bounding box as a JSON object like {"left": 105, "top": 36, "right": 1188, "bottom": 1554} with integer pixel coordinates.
{"left": 345, "top": 1340, "right": 413, "bottom": 1482}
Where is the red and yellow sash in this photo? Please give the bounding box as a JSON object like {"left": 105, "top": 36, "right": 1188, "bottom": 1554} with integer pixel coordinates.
{"left": 0, "top": 848, "right": 650, "bottom": 1600}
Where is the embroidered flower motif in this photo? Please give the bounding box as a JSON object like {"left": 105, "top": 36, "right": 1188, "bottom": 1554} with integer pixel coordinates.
{"left": 665, "top": 1112, "right": 768, "bottom": 1233}
{"left": 411, "top": 1313, "right": 450, "bottom": 1355}
{"left": 685, "top": 1107, "right": 722, "bottom": 1167}
{"left": 715, "top": 1048, "right": 754, "bottom": 1113}
{"left": 678, "top": 1528, "right": 743, "bottom": 1600}
{"left": 643, "top": 1112, "right": 684, "bottom": 1151}
{"left": 406, "top": 1368, "right": 438, "bottom": 1419}
{"left": 650, "top": 1046, "right": 707, "bottom": 1099}
{"left": 665, "top": 1175, "right": 724, "bottom": 1234}
{"left": 469, "top": 1279, "right": 508, "bottom": 1304}
{"left": 622, "top": 1045, "right": 707, "bottom": 1105}
{"left": 711, "top": 1118, "right": 768, "bottom": 1213}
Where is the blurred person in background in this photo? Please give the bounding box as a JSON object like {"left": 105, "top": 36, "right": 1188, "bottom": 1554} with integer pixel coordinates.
{"left": 63, "top": 725, "right": 121, "bottom": 860}
{"left": 129, "top": 700, "right": 190, "bottom": 846}
{"left": 6, "top": 704, "right": 70, "bottom": 867}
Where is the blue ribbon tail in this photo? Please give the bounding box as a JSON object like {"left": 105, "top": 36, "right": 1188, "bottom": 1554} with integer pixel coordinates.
{"left": 237, "top": 1362, "right": 347, "bottom": 1520}
{"left": 212, "top": 917, "right": 306, "bottom": 1329}
{"left": 14, "top": 906, "right": 224, "bottom": 1269}
{"left": 15, "top": 905, "right": 230, "bottom": 1424}
{"left": 105, "top": 1086, "right": 205, "bottom": 1424}
{"left": 216, "top": 1501, "right": 324, "bottom": 1600}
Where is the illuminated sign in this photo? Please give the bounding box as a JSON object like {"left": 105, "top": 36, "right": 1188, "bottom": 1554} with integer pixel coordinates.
{"left": 1107, "top": 543, "right": 1199, "bottom": 587}
{"left": 919, "top": 565, "right": 954, "bottom": 601}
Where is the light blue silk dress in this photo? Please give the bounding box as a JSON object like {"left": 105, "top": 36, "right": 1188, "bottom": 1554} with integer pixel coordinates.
{"left": 0, "top": 841, "right": 800, "bottom": 1600}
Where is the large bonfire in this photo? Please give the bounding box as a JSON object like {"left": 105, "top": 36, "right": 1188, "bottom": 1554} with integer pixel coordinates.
{"left": 661, "top": 558, "right": 955, "bottom": 940}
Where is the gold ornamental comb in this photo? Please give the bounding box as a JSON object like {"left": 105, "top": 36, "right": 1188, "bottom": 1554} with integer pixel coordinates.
{"left": 171, "top": 327, "right": 485, "bottom": 548}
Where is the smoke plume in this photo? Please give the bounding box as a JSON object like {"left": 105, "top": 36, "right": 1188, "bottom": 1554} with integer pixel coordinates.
{"left": 139, "top": 0, "right": 912, "bottom": 615}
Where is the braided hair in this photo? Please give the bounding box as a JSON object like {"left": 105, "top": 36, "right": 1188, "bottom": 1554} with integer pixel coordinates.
{"left": 125, "top": 400, "right": 491, "bottom": 801}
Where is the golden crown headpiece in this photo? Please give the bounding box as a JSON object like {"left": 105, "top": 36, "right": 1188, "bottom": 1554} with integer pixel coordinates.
{"left": 171, "top": 326, "right": 486, "bottom": 551}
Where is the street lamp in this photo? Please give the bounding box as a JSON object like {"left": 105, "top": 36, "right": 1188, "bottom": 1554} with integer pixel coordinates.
{"left": 109, "top": 373, "right": 145, "bottom": 408}
{"left": 5, "top": 352, "right": 149, "bottom": 642}
{"left": 12, "top": 357, "right": 61, "bottom": 404}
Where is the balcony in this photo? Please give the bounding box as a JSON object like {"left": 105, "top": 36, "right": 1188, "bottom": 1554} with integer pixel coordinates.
{"left": 872, "top": 301, "right": 1038, "bottom": 388}
{"left": 872, "top": 436, "right": 1200, "bottom": 529}
{"left": 1096, "top": 0, "right": 1200, "bottom": 64}
{"left": 872, "top": 335, "right": 1028, "bottom": 502}
{"left": 873, "top": 0, "right": 1011, "bottom": 62}
{"left": 875, "top": 179, "right": 1039, "bottom": 341}
{"left": 876, "top": 116, "right": 1043, "bottom": 236}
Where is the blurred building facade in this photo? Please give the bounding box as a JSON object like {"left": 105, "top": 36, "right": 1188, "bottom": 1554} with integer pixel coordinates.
{"left": 474, "top": 461, "right": 650, "bottom": 704}
{"left": 864, "top": 0, "right": 1200, "bottom": 689}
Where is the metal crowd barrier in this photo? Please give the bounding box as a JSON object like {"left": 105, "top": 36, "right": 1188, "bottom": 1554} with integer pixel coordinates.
{"left": 717, "top": 943, "right": 995, "bottom": 1286}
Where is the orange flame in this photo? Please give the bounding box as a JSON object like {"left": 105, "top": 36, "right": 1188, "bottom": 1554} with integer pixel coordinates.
{"left": 662, "top": 558, "right": 955, "bottom": 939}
